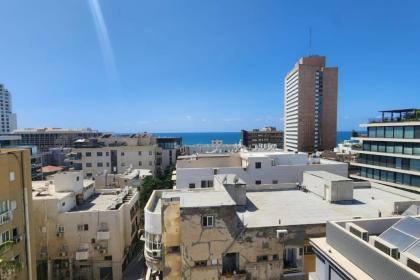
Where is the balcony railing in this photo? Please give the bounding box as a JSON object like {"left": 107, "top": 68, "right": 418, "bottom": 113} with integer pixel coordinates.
{"left": 0, "top": 211, "right": 11, "bottom": 225}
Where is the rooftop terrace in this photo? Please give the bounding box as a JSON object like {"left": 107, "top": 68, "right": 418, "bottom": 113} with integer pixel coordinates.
{"left": 369, "top": 108, "right": 420, "bottom": 124}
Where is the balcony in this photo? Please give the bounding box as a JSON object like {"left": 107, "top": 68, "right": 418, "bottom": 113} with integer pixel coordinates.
{"left": 369, "top": 109, "right": 420, "bottom": 124}
{"left": 0, "top": 211, "right": 11, "bottom": 225}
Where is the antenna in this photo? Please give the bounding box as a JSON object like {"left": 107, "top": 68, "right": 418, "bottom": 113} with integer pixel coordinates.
{"left": 309, "top": 27, "right": 312, "bottom": 55}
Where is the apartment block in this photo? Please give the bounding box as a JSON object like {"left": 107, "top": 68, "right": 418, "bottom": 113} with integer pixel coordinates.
{"left": 12, "top": 127, "right": 101, "bottom": 152}
{"left": 241, "top": 127, "right": 283, "bottom": 149}
{"left": 175, "top": 150, "right": 348, "bottom": 189}
{"left": 351, "top": 109, "right": 420, "bottom": 193}
{"left": 310, "top": 216, "right": 420, "bottom": 280}
{"left": 143, "top": 172, "right": 420, "bottom": 279}
{"left": 0, "top": 148, "right": 37, "bottom": 279}
{"left": 284, "top": 56, "right": 338, "bottom": 152}
{"left": 0, "top": 84, "right": 17, "bottom": 134}
{"left": 156, "top": 137, "right": 181, "bottom": 169}
{"left": 68, "top": 133, "right": 163, "bottom": 178}
{"left": 32, "top": 171, "right": 141, "bottom": 280}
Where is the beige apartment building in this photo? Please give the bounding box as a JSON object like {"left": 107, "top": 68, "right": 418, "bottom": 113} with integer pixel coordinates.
{"left": 144, "top": 172, "right": 420, "bottom": 279}
{"left": 68, "top": 133, "right": 163, "bottom": 178}
{"left": 0, "top": 148, "right": 37, "bottom": 280}
{"left": 32, "top": 171, "right": 141, "bottom": 280}
{"left": 284, "top": 55, "right": 338, "bottom": 152}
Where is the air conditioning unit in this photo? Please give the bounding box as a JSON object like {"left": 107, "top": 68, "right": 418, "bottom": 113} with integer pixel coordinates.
{"left": 152, "top": 251, "right": 161, "bottom": 258}
{"left": 56, "top": 232, "right": 64, "bottom": 237}
{"left": 371, "top": 237, "right": 399, "bottom": 259}
{"left": 346, "top": 222, "right": 369, "bottom": 241}
{"left": 276, "top": 229, "right": 288, "bottom": 240}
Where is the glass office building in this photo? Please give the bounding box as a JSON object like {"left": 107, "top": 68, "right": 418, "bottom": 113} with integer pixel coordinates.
{"left": 351, "top": 109, "right": 420, "bottom": 193}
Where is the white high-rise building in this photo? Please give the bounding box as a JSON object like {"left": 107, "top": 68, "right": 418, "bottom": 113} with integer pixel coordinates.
{"left": 0, "top": 84, "right": 17, "bottom": 133}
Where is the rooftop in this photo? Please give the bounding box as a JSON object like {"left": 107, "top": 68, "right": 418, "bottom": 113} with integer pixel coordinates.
{"left": 305, "top": 170, "right": 352, "bottom": 182}
{"left": 368, "top": 108, "right": 420, "bottom": 124}
{"left": 238, "top": 186, "right": 420, "bottom": 228}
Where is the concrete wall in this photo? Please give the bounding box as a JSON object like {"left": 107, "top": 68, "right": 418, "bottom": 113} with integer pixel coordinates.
{"left": 176, "top": 162, "right": 348, "bottom": 189}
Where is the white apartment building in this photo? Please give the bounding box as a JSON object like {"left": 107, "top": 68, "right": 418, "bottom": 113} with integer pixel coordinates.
{"left": 0, "top": 84, "right": 17, "bottom": 133}
{"left": 175, "top": 150, "right": 348, "bottom": 189}
{"left": 68, "top": 134, "right": 164, "bottom": 178}
{"left": 32, "top": 171, "right": 141, "bottom": 280}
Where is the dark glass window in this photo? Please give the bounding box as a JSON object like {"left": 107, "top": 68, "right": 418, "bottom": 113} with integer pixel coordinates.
{"left": 404, "top": 126, "right": 414, "bottom": 139}
{"left": 385, "top": 127, "right": 394, "bottom": 138}
{"left": 394, "top": 126, "right": 403, "bottom": 138}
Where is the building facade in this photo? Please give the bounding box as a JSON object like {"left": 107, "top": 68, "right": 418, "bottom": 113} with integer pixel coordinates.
{"left": 241, "top": 127, "right": 283, "bottom": 149}
{"left": 156, "top": 137, "right": 181, "bottom": 170}
{"left": 310, "top": 216, "right": 420, "bottom": 280}
{"left": 284, "top": 56, "right": 338, "bottom": 152}
{"left": 32, "top": 171, "right": 141, "bottom": 280}
{"left": 68, "top": 134, "right": 163, "bottom": 178}
{"left": 12, "top": 127, "right": 101, "bottom": 152}
{"left": 351, "top": 109, "right": 420, "bottom": 193}
{"left": 0, "top": 148, "right": 37, "bottom": 279}
{"left": 175, "top": 150, "right": 348, "bottom": 189}
{"left": 144, "top": 172, "right": 420, "bottom": 280}
{"left": 0, "top": 84, "right": 17, "bottom": 134}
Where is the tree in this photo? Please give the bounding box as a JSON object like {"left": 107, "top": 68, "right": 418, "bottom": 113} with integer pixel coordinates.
{"left": 0, "top": 241, "right": 23, "bottom": 279}
{"left": 139, "top": 166, "right": 174, "bottom": 210}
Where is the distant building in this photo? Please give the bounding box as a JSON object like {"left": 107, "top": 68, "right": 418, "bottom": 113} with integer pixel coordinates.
{"left": 241, "top": 127, "right": 283, "bottom": 149}
{"left": 351, "top": 109, "right": 420, "bottom": 193}
{"left": 68, "top": 133, "right": 163, "bottom": 178}
{"left": 175, "top": 150, "right": 348, "bottom": 189}
{"left": 284, "top": 56, "right": 338, "bottom": 152}
{"left": 12, "top": 127, "right": 101, "bottom": 152}
{"left": 32, "top": 171, "right": 141, "bottom": 280}
{"left": 144, "top": 172, "right": 420, "bottom": 279}
{"left": 0, "top": 148, "right": 37, "bottom": 279}
{"left": 0, "top": 84, "right": 17, "bottom": 134}
{"left": 181, "top": 143, "right": 241, "bottom": 155}
{"left": 311, "top": 216, "right": 420, "bottom": 280}
{"left": 156, "top": 137, "right": 182, "bottom": 169}
{"left": 94, "top": 168, "right": 152, "bottom": 189}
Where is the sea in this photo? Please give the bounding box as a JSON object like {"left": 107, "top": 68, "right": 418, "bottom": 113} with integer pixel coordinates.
{"left": 153, "top": 131, "right": 355, "bottom": 145}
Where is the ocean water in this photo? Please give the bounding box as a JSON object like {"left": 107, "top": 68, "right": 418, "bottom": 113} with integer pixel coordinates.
{"left": 153, "top": 131, "right": 355, "bottom": 145}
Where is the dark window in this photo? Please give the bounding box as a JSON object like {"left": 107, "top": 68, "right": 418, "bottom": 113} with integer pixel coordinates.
{"left": 86, "top": 152, "right": 92, "bottom": 157}
{"left": 255, "top": 180, "right": 261, "bottom": 185}
{"left": 121, "top": 152, "right": 125, "bottom": 156}
{"left": 104, "top": 256, "right": 112, "bottom": 261}
{"left": 257, "top": 255, "right": 268, "bottom": 262}
{"left": 97, "top": 162, "right": 103, "bottom": 167}
{"left": 255, "top": 162, "right": 262, "bottom": 169}
{"left": 86, "top": 163, "right": 92, "bottom": 167}
{"left": 202, "top": 215, "right": 214, "bottom": 228}
{"left": 167, "top": 246, "right": 180, "bottom": 254}
{"left": 194, "top": 260, "right": 207, "bottom": 267}
{"left": 97, "top": 152, "right": 103, "bottom": 156}
{"left": 189, "top": 183, "right": 195, "bottom": 189}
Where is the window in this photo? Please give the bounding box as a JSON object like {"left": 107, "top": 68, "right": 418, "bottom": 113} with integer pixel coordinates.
{"left": 194, "top": 260, "right": 207, "bottom": 267}
{"left": 368, "top": 127, "right": 376, "bottom": 138}
{"left": 167, "top": 246, "right": 180, "bottom": 254}
{"left": 1, "top": 230, "right": 10, "bottom": 244}
{"left": 410, "top": 159, "right": 420, "bottom": 171}
{"left": 189, "top": 183, "right": 195, "bottom": 189}
{"left": 385, "top": 127, "right": 394, "bottom": 138}
{"left": 121, "top": 162, "right": 126, "bottom": 167}
{"left": 9, "top": 172, "right": 15, "bottom": 182}
{"left": 86, "top": 163, "right": 92, "bottom": 167}
{"left": 139, "top": 161, "right": 142, "bottom": 166}
{"left": 201, "top": 180, "right": 213, "bottom": 188}
{"left": 76, "top": 176, "right": 80, "bottom": 181}
{"left": 255, "top": 180, "right": 261, "bottom": 185}
{"left": 77, "top": 224, "right": 89, "bottom": 231}
{"left": 106, "top": 152, "right": 109, "bottom": 156}
{"left": 394, "top": 126, "right": 403, "bottom": 138}
{"left": 56, "top": 225, "right": 64, "bottom": 233}
{"left": 104, "top": 255, "right": 112, "bottom": 261}
{"left": 86, "top": 152, "right": 91, "bottom": 157}
{"left": 202, "top": 215, "right": 214, "bottom": 228}
{"left": 255, "top": 162, "right": 262, "bottom": 169}
{"left": 138, "top": 151, "right": 142, "bottom": 156}
{"left": 404, "top": 126, "right": 414, "bottom": 139}
{"left": 257, "top": 255, "right": 268, "bottom": 262}
{"left": 121, "top": 152, "right": 125, "bottom": 156}
{"left": 149, "top": 161, "right": 153, "bottom": 166}
{"left": 149, "top": 151, "right": 153, "bottom": 156}
{"left": 376, "top": 127, "right": 385, "bottom": 138}
{"left": 86, "top": 173, "right": 92, "bottom": 177}
{"left": 272, "top": 254, "right": 279, "bottom": 260}
{"left": 272, "top": 180, "right": 278, "bottom": 184}
{"left": 106, "top": 162, "right": 110, "bottom": 167}
{"left": 97, "top": 152, "right": 103, "bottom": 156}
{"left": 97, "top": 162, "right": 103, "bottom": 167}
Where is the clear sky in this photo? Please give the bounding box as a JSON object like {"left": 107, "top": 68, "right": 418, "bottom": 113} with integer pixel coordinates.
{"left": 1, "top": 0, "right": 419, "bottom": 132}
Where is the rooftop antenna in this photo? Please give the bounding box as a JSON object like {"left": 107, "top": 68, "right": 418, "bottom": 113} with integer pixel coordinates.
{"left": 308, "top": 27, "right": 312, "bottom": 55}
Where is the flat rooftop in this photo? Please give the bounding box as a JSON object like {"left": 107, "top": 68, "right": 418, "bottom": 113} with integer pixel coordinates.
{"left": 239, "top": 187, "right": 420, "bottom": 228}
{"left": 305, "top": 170, "right": 352, "bottom": 182}
{"left": 70, "top": 193, "right": 121, "bottom": 211}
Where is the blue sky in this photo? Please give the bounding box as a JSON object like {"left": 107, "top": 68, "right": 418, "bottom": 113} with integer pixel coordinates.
{"left": 0, "top": 0, "right": 419, "bottom": 132}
